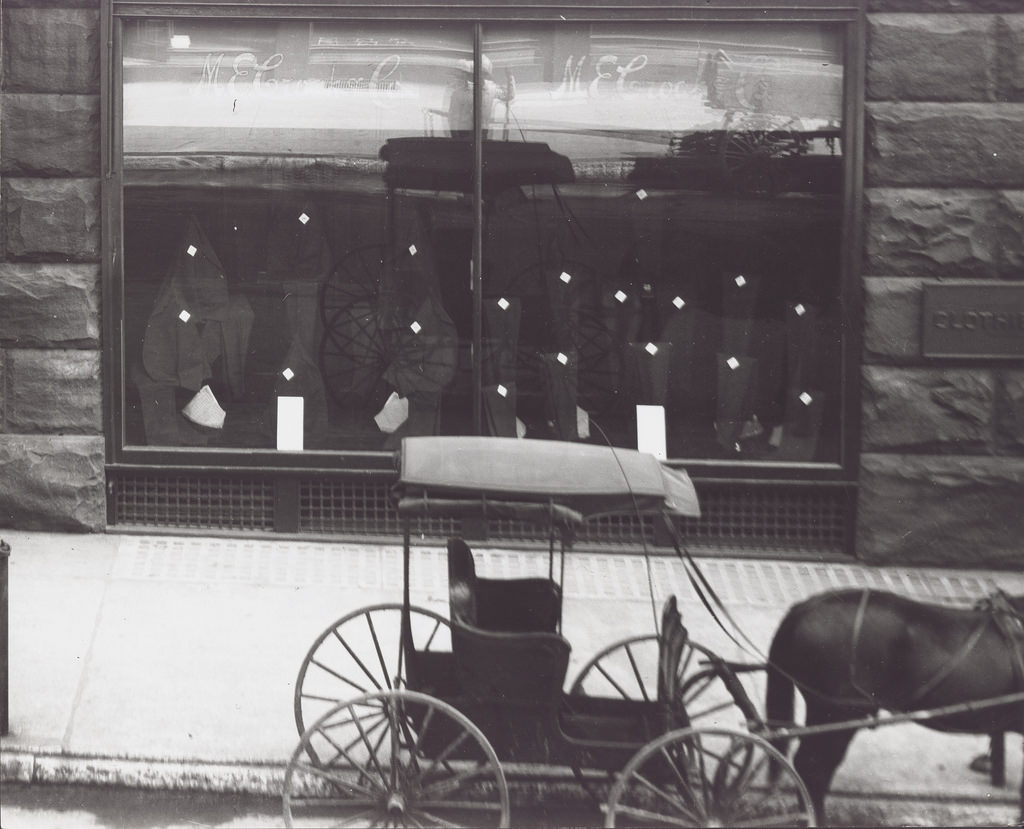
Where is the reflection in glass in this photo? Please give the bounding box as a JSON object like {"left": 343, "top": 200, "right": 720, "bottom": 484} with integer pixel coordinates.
{"left": 479, "top": 23, "right": 844, "bottom": 461}
{"left": 120, "top": 18, "right": 845, "bottom": 462}
{"left": 123, "top": 20, "right": 475, "bottom": 449}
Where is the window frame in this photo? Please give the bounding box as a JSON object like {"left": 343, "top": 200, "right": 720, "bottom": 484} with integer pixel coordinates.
{"left": 101, "top": 0, "right": 865, "bottom": 485}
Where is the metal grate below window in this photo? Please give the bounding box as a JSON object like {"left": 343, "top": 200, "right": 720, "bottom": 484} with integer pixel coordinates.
{"left": 300, "top": 478, "right": 458, "bottom": 539}
{"left": 111, "top": 472, "right": 275, "bottom": 532}
{"left": 677, "top": 484, "right": 848, "bottom": 554}
{"left": 109, "top": 470, "right": 849, "bottom": 556}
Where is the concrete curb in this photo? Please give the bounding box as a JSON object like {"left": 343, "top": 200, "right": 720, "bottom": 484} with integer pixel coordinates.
{"left": 3, "top": 749, "right": 1021, "bottom": 826}
{"left": 1, "top": 750, "right": 285, "bottom": 795}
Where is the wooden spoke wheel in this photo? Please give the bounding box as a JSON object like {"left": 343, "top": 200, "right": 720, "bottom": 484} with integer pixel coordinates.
{"left": 284, "top": 689, "right": 510, "bottom": 829}
{"left": 294, "top": 604, "right": 452, "bottom": 743}
{"left": 568, "top": 635, "right": 746, "bottom": 730}
{"left": 605, "top": 727, "right": 814, "bottom": 828}
{"left": 318, "top": 304, "right": 392, "bottom": 412}
{"left": 320, "top": 245, "right": 386, "bottom": 328}
{"left": 318, "top": 245, "right": 395, "bottom": 411}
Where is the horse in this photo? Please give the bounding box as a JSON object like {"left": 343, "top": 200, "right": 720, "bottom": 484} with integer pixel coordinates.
{"left": 764, "top": 588, "right": 1024, "bottom": 824}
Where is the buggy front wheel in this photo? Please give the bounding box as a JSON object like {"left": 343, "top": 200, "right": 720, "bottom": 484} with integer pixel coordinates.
{"left": 605, "top": 727, "right": 814, "bottom": 827}
{"left": 284, "top": 689, "right": 510, "bottom": 828}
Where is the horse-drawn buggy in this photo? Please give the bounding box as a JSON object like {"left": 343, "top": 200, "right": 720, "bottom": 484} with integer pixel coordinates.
{"left": 281, "top": 436, "right": 1024, "bottom": 827}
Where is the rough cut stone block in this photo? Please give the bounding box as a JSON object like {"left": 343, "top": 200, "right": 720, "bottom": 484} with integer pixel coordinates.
{"left": 865, "top": 188, "right": 1002, "bottom": 276}
{"left": 0, "top": 435, "right": 105, "bottom": 531}
{"left": 2, "top": 8, "right": 100, "bottom": 94}
{"left": 3, "top": 179, "right": 100, "bottom": 261}
{"left": 868, "top": 15, "right": 995, "bottom": 102}
{"left": 5, "top": 0, "right": 98, "bottom": 6}
{"left": 867, "top": 103, "right": 1024, "bottom": 187}
{"left": 870, "top": 0, "right": 1024, "bottom": 11}
{"left": 1, "top": 94, "right": 100, "bottom": 176}
{"left": 862, "top": 366, "right": 995, "bottom": 452}
{"left": 995, "top": 190, "right": 1024, "bottom": 272}
{"left": 1005, "top": 17, "right": 1024, "bottom": 102}
{"left": 862, "top": 277, "right": 924, "bottom": 363}
{"left": 6, "top": 349, "right": 101, "bottom": 434}
{"left": 857, "top": 453, "right": 1024, "bottom": 568}
{"left": 0, "top": 351, "right": 6, "bottom": 427}
{"left": 995, "top": 370, "right": 1024, "bottom": 451}
{"left": 0, "top": 264, "right": 100, "bottom": 346}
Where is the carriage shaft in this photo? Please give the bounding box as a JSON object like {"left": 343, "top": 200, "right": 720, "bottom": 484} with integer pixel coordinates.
{"left": 763, "top": 690, "right": 1024, "bottom": 741}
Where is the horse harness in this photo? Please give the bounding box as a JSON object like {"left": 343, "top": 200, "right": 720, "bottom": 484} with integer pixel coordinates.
{"left": 849, "top": 589, "right": 1024, "bottom": 710}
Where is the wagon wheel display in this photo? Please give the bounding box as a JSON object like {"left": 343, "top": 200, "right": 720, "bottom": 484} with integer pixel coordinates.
{"left": 320, "top": 244, "right": 386, "bottom": 328}
{"left": 284, "top": 689, "right": 510, "bottom": 829}
{"left": 569, "top": 634, "right": 746, "bottom": 729}
{"left": 605, "top": 727, "right": 815, "bottom": 828}
{"left": 318, "top": 304, "right": 392, "bottom": 412}
{"left": 319, "top": 245, "right": 394, "bottom": 411}
{"left": 294, "top": 604, "right": 453, "bottom": 742}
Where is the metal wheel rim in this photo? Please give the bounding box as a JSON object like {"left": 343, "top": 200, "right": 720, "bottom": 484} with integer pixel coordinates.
{"left": 294, "top": 604, "right": 453, "bottom": 743}
{"left": 568, "top": 634, "right": 746, "bottom": 729}
{"left": 605, "top": 726, "right": 815, "bottom": 828}
{"left": 284, "top": 689, "right": 510, "bottom": 829}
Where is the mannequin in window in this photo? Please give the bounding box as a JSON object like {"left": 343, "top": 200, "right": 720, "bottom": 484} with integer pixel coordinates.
{"left": 133, "top": 215, "right": 255, "bottom": 444}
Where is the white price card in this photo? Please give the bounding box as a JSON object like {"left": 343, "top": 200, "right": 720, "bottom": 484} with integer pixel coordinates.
{"left": 277, "top": 397, "right": 304, "bottom": 451}
{"left": 636, "top": 405, "right": 667, "bottom": 460}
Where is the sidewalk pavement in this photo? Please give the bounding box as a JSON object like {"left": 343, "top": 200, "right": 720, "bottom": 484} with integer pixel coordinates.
{"left": 0, "top": 528, "right": 1022, "bottom": 827}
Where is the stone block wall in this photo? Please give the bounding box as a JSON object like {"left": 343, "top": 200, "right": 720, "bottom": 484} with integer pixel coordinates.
{"left": 0, "top": 1, "right": 106, "bottom": 530}
{"left": 859, "top": 0, "right": 1024, "bottom": 567}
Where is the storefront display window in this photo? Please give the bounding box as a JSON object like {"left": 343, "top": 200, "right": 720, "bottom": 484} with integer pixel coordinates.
{"left": 119, "top": 12, "right": 849, "bottom": 465}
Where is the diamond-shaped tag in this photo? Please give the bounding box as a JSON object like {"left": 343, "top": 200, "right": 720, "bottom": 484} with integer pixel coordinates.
{"left": 734, "top": 274, "right": 747, "bottom": 287}
{"left": 497, "top": 297, "right": 510, "bottom": 311}
{"left": 673, "top": 296, "right": 686, "bottom": 309}
{"left": 178, "top": 309, "right": 191, "bottom": 323}
{"left": 726, "top": 356, "right": 740, "bottom": 370}
{"left": 799, "top": 391, "right": 813, "bottom": 406}
{"left": 559, "top": 271, "right": 572, "bottom": 284}
{"left": 408, "top": 244, "right": 417, "bottom": 256}
{"left": 645, "top": 342, "right": 659, "bottom": 356}
{"left": 282, "top": 367, "right": 295, "bottom": 381}
{"left": 410, "top": 321, "right": 422, "bottom": 334}
{"left": 636, "top": 189, "right": 648, "bottom": 200}
{"left": 614, "top": 290, "right": 628, "bottom": 303}
{"left": 557, "top": 352, "right": 568, "bottom": 365}
{"left": 794, "top": 303, "right": 806, "bottom": 316}
{"left": 497, "top": 384, "right": 508, "bottom": 398}
{"left": 186, "top": 245, "right": 198, "bottom": 257}
{"left": 298, "top": 212, "right": 310, "bottom": 225}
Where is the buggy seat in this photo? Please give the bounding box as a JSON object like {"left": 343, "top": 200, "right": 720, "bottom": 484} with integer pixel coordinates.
{"left": 447, "top": 595, "right": 692, "bottom": 764}
{"left": 447, "top": 538, "right": 562, "bottom": 633}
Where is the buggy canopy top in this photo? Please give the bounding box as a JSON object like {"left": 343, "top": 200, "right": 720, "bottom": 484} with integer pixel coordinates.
{"left": 394, "top": 437, "right": 700, "bottom": 529}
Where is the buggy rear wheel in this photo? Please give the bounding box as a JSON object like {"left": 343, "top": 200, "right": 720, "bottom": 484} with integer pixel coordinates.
{"left": 605, "top": 727, "right": 814, "bottom": 828}
{"left": 294, "top": 604, "right": 452, "bottom": 741}
{"left": 283, "top": 689, "right": 510, "bottom": 828}
{"left": 569, "top": 635, "right": 745, "bottom": 729}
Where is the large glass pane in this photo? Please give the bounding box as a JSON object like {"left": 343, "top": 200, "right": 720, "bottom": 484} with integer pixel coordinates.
{"left": 122, "top": 20, "right": 475, "bottom": 450}
{"left": 481, "top": 23, "right": 845, "bottom": 461}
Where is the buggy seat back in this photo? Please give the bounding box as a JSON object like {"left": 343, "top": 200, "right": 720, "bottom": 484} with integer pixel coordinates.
{"left": 447, "top": 538, "right": 562, "bottom": 633}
